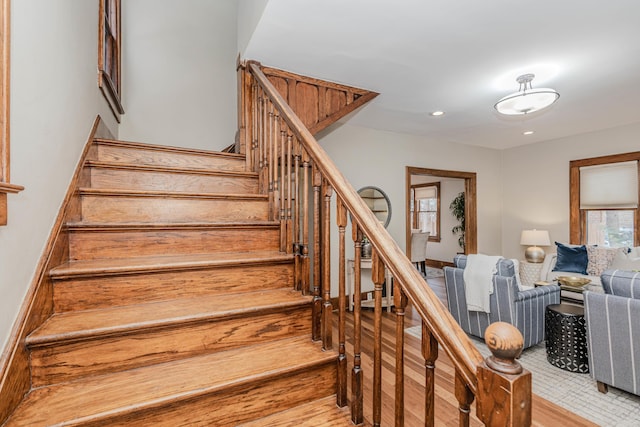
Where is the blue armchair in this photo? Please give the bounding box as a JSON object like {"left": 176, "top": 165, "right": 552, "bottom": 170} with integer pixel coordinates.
{"left": 585, "top": 269, "right": 640, "bottom": 395}
{"left": 444, "top": 255, "right": 561, "bottom": 349}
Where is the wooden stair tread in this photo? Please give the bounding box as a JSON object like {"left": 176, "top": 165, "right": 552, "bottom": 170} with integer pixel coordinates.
{"left": 238, "top": 396, "right": 365, "bottom": 426}
{"left": 7, "top": 336, "right": 334, "bottom": 426}
{"left": 64, "top": 220, "right": 278, "bottom": 231}
{"left": 86, "top": 160, "right": 258, "bottom": 178}
{"left": 50, "top": 251, "right": 293, "bottom": 278}
{"left": 94, "top": 138, "right": 244, "bottom": 159}
{"left": 28, "top": 288, "right": 309, "bottom": 346}
{"left": 79, "top": 187, "right": 268, "bottom": 200}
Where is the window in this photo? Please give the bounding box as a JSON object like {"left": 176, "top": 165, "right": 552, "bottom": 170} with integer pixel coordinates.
{"left": 411, "top": 183, "right": 440, "bottom": 241}
{"left": 569, "top": 152, "right": 640, "bottom": 247}
{"left": 98, "top": 0, "right": 123, "bottom": 119}
{"left": 0, "top": 0, "right": 24, "bottom": 225}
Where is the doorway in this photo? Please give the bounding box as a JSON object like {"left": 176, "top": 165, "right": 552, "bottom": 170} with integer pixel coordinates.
{"left": 405, "top": 166, "right": 477, "bottom": 267}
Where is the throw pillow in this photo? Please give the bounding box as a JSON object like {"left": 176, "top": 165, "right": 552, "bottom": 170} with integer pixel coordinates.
{"left": 610, "top": 250, "right": 640, "bottom": 271}
{"left": 586, "top": 246, "right": 624, "bottom": 276}
{"left": 552, "top": 242, "right": 588, "bottom": 275}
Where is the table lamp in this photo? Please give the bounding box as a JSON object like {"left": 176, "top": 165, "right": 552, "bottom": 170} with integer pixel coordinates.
{"left": 520, "top": 229, "right": 551, "bottom": 263}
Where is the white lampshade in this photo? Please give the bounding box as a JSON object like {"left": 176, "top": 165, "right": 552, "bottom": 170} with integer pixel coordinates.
{"left": 520, "top": 229, "right": 551, "bottom": 246}
{"left": 520, "top": 229, "right": 551, "bottom": 263}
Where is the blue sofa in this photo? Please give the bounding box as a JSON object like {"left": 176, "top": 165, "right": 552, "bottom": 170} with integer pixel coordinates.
{"left": 444, "top": 255, "right": 561, "bottom": 349}
{"left": 585, "top": 269, "right": 640, "bottom": 395}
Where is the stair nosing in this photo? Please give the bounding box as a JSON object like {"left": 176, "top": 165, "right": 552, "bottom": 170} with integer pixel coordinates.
{"left": 86, "top": 160, "right": 259, "bottom": 178}
{"left": 94, "top": 138, "right": 245, "bottom": 159}
{"left": 64, "top": 220, "right": 279, "bottom": 232}
{"left": 78, "top": 187, "right": 268, "bottom": 200}
{"left": 16, "top": 337, "right": 335, "bottom": 427}
{"left": 27, "top": 290, "right": 311, "bottom": 347}
{"left": 49, "top": 252, "right": 295, "bottom": 279}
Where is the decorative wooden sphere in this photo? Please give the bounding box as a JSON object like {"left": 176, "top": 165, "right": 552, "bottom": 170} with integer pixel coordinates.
{"left": 484, "top": 322, "right": 524, "bottom": 375}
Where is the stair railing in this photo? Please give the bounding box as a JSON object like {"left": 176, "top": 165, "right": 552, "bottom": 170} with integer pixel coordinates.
{"left": 239, "top": 60, "right": 532, "bottom": 426}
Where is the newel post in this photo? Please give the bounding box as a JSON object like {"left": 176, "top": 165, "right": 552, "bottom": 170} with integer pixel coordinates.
{"left": 476, "top": 322, "right": 532, "bottom": 427}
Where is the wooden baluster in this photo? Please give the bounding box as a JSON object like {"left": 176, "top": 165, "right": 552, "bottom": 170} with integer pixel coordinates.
{"left": 267, "top": 104, "right": 275, "bottom": 218}
{"left": 239, "top": 63, "right": 252, "bottom": 168}
{"left": 311, "top": 165, "right": 322, "bottom": 341}
{"left": 422, "top": 322, "right": 438, "bottom": 427}
{"left": 455, "top": 369, "right": 474, "bottom": 427}
{"left": 251, "top": 82, "right": 258, "bottom": 173}
{"left": 371, "top": 249, "right": 385, "bottom": 427}
{"left": 272, "top": 112, "right": 281, "bottom": 224}
{"left": 279, "top": 128, "right": 286, "bottom": 252}
{"left": 321, "top": 179, "right": 333, "bottom": 351}
{"left": 351, "top": 225, "right": 364, "bottom": 425}
{"left": 394, "top": 286, "right": 408, "bottom": 427}
{"left": 476, "top": 322, "right": 531, "bottom": 427}
{"left": 292, "top": 138, "right": 301, "bottom": 289}
{"left": 336, "top": 198, "right": 348, "bottom": 407}
{"left": 300, "top": 150, "right": 311, "bottom": 295}
{"left": 258, "top": 92, "right": 268, "bottom": 194}
{"left": 285, "top": 134, "right": 293, "bottom": 254}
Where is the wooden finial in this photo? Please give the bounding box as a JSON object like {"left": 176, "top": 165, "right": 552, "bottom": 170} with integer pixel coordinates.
{"left": 484, "top": 322, "right": 524, "bottom": 375}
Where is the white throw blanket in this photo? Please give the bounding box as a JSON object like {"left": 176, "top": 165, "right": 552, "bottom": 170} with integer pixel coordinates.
{"left": 463, "top": 254, "right": 503, "bottom": 313}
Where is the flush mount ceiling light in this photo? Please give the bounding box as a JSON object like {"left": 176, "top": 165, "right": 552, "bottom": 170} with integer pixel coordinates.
{"left": 430, "top": 111, "right": 445, "bottom": 117}
{"left": 494, "top": 73, "right": 559, "bottom": 116}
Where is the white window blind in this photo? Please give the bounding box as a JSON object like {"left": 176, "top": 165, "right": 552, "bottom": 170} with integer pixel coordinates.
{"left": 414, "top": 186, "right": 437, "bottom": 199}
{"left": 580, "top": 160, "right": 639, "bottom": 209}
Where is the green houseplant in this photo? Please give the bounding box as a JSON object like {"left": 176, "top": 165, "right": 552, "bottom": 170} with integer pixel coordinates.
{"left": 449, "top": 192, "right": 465, "bottom": 251}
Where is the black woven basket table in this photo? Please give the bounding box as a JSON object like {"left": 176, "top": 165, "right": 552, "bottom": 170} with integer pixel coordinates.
{"left": 545, "top": 303, "right": 589, "bottom": 373}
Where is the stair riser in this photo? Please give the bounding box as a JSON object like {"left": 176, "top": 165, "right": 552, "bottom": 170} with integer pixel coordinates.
{"left": 30, "top": 306, "right": 312, "bottom": 387}
{"left": 80, "top": 195, "right": 269, "bottom": 223}
{"left": 68, "top": 227, "right": 280, "bottom": 261}
{"left": 53, "top": 263, "right": 294, "bottom": 312}
{"left": 89, "top": 168, "right": 259, "bottom": 194}
{"left": 97, "top": 144, "right": 246, "bottom": 172}
{"left": 80, "top": 362, "right": 336, "bottom": 427}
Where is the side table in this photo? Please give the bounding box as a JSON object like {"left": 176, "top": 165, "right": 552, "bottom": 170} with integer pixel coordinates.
{"left": 545, "top": 303, "right": 589, "bottom": 373}
{"left": 519, "top": 260, "right": 543, "bottom": 287}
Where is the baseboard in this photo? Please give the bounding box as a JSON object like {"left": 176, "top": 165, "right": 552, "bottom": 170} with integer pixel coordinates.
{"left": 425, "top": 259, "right": 454, "bottom": 269}
{"left": 0, "top": 116, "right": 114, "bottom": 422}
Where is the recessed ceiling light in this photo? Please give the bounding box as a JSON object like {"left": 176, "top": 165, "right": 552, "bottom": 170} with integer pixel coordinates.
{"left": 430, "top": 111, "right": 445, "bottom": 117}
{"left": 523, "top": 130, "right": 534, "bottom": 135}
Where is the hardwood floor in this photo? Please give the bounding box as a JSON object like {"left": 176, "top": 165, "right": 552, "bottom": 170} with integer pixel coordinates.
{"left": 337, "top": 274, "right": 598, "bottom": 426}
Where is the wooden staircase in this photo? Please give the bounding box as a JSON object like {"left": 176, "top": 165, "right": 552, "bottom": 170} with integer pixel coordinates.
{"left": 3, "top": 138, "right": 355, "bottom": 426}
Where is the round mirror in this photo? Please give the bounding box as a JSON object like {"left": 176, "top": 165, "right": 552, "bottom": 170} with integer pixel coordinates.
{"left": 357, "top": 186, "right": 392, "bottom": 228}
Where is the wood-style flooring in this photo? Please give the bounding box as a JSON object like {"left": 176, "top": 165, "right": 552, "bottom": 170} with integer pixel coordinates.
{"left": 338, "top": 274, "right": 597, "bottom": 426}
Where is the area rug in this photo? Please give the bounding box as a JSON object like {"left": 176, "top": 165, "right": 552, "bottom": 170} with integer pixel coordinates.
{"left": 405, "top": 325, "right": 640, "bottom": 426}
{"left": 425, "top": 267, "right": 444, "bottom": 279}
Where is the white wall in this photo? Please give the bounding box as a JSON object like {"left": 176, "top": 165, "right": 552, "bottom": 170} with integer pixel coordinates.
{"left": 0, "top": 0, "right": 118, "bottom": 355}
{"left": 318, "top": 123, "right": 504, "bottom": 295}
{"left": 501, "top": 122, "right": 640, "bottom": 260}
{"left": 237, "top": 0, "right": 269, "bottom": 55}
{"left": 119, "top": 0, "right": 237, "bottom": 151}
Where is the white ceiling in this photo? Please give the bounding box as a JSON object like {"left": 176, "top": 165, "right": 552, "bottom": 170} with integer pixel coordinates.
{"left": 244, "top": 0, "right": 640, "bottom": 150}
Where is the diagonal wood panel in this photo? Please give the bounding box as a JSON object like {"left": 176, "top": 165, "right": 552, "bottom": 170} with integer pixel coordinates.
{"left": 260, "top": 65, "right": 378, "bottom": 135}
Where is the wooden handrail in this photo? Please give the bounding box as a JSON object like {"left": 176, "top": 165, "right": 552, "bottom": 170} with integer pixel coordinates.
{"left": 248, "top": 61, "right": 484, "bottom": 388}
